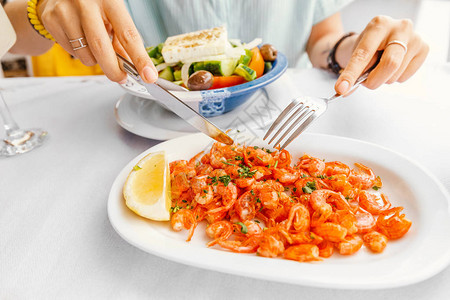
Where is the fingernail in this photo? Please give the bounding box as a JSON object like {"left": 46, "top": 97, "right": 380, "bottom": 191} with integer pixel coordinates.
{"left": 337, "top": 80, "right": 350, "bottom": 94}
{"left": 118, "top": 78, "right": 127, "bottom": 85}
{"left": 143, "top": 66, "right": 158, "bottom": 83}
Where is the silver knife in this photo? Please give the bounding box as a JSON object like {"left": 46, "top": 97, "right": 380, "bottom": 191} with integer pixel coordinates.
{"left": 116, "top": 53, "right": 233, "bottom": 145}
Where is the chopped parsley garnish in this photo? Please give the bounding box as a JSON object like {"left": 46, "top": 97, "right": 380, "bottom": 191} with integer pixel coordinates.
{"left": 372, "top": 186, "right": 381, "bottom": 191}
{"left": 253, "top": 146, "right": 259, "bottom": 150}
{"left": 274, "top": 161, "right": 278, "bottom": 168}
{"left": 235, "top": 155, "right": 243, "bottom": 161}
{"left": 317, "top": 175, "right": 326, "bottom": 179}
{"left": 203, "top": 189, "right": 208, "bottom": 193}
{"left": 254, "top": 220, "right": 260, "bottom": 223}
{"left": 208, "top": 176, "right": 218, "bottom": 185}
{"left": 133, "top": 165, "right": 142, "bottom": 171}
{"left": 170, "top": 205, "right": 182, "bottom": 213}
{"left": 256, "top": 198, "right": 261, "bottom": 203}
{"left": 256, "top": 156, "right": 263, "bottom": 161}
{"left": 265, "top": 149, "right": 273, "bottom": 154}
{"left": 250, "top": 189, "right": 255, "bottom": 195}
{"left": 182, "top": 200, "right": 187, "bottom": 203}
{"left": 302, "top": 174, "right": 308, "bottom": 178}
{"left": 293, "top": 187, "right": 297, "bottom": 192}
{"left": 302, "top": 181, "right": 317, "bottom": 194}
{"left": 284, "top": 187, "right": 289, "bottom": 191}
{"left": 238, "top": 163, "right": 257, "bottom": 178}
{"left": 222, "top": 161, "right": 235, "bottom": 166}
{"left": 235, "top": 222, "right": 248, "bottom": 234}
{"left": 218, "top": 175, "right": 231, "bottom": 186}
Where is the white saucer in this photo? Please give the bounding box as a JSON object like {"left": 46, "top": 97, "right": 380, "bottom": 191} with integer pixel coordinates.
{"left": 114, "top": 85, "right": 290, "bottom": 140}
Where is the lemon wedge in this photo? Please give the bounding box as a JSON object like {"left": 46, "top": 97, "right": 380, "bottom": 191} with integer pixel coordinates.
{"left": 123, "top": 151, "right": 171, "bottom": 221}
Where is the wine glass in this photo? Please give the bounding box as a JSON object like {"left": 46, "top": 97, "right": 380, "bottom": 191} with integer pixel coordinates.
{"left": 0, "top": 6, "right": 47, "bottom": 157}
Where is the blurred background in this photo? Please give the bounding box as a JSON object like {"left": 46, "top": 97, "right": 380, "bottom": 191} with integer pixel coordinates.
{"left": 1, "top": 0, "right": 449, "bottom": 78}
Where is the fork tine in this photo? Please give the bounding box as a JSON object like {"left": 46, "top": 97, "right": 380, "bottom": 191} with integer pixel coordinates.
{"left": 268, "top": 104, "right": 307, "bottom": 144}
{"left": 279, "top": 113, "right": 319, "bottom": 150}
{"left": 273, "top": 108, "right": 314, "bottom": 148}
{"left": 263, "top": 99, "right": 300, "bottom": 140}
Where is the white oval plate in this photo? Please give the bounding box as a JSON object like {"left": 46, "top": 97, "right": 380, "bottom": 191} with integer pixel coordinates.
{"left": 108, "top": 133, "right": 450, "bottom": 289}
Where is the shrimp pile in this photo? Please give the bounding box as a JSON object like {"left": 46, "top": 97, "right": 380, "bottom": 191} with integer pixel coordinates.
{"left": 169, "top": 143, "right": 411, "bottom": 262}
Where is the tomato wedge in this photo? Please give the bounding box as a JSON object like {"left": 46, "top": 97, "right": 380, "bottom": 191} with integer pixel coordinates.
{"left": 209, "top": 75, "right": 246, "bottom": 89}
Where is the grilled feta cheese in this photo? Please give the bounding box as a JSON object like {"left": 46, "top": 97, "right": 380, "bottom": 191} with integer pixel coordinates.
{"left": 161, "top": 26, "right": 228, "bottom": 63}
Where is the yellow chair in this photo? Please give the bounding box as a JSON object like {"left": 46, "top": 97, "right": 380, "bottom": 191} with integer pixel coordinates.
{"left": 32, "top": 43, "right": 103, "bottom": 77}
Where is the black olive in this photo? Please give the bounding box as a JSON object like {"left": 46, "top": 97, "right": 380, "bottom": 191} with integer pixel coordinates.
{"left": 187, "top": 70, "right": 214, "bottom": 90}
{"left": 260, "top": 44, "right": 278, "bottom": 61}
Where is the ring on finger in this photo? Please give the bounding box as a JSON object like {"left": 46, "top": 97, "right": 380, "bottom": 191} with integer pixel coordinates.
{"left": 386, "top": 40, "right": 408, "bottom": 53}
{"left": 69, "top": 37, "right": 88, "bottom": 51}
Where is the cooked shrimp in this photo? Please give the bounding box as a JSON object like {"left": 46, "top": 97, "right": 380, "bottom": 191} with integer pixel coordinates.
{"left": 317, "top": 240, "right": 334, "bottom": 258}
{"left": 363, "top": 231, "right": 388, "bottom": 253}
{"left": 355, "top": 208, "right": 376, "bottom": 233}
{"left": 257, "top": 233, "right": 285, "bottom": 258}
{"left": 284, "top": 244, "right": 321, "bottom": 262}
{"left": 217, "top": 235, "right": 262, "bottom": 253}
{"left": 376, "top": 207, "right": 412, "bottom": 239}
{"left": 310, "top": 190, "right": 350, "bottom": 226}
{"left": 348, "top": 163, "right": 376, "bottom": 190}
{"left": 272, "top": 168, "right": 299, "bottom": 184}
{"left": 206, "top": 220, "right": 233, "bottom": 247}
{"left": 244, "top": 146, "right": 275, "bottom": 167}
{"left": 191, "top": 175, "right": 214, "bottom": 205}
{"left": 234, "top": 191, "right": 257, "bottom": 221}
{"left": 324, "top": 161, "right": 350, "bottom": 176}
{"left": 358, "top": 191, "right": 391, "bottom": 215}
{"left": 336, "top": 235, "right": 363, "bottom": 255}
{"left": 297, "top": 154, "right": 325, "bottom": 177}
{"left": 171, "top": 209, "right": 196, "bottom": 242}
{"left": 170, "top": 160, "right": 196, "bottom": 179}
{"left": 290, "top": 232, "right": 323, "bottom": 245}
{"left": 330, "top": 210, "right": 358, "bottom": 235}
{"left": 171, "top": 173, "right": 190, "bottom": 200}
{"left": 312, "top": 222, "right": 347, "bottom": 242}
{"left": 285, "top": 203, "right": 310, "bottom": 232}
{"left": 167, "top": 141, "right": 411, "bottom": 262}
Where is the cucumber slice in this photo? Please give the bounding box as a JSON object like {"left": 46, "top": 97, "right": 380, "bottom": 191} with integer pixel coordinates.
{"left": 234, "top": 63, "right": 257, "bottom": 81}
{"left": 173, "top": 69, "right": 182, "bottom": 81}
{"left": 238, "top": 49, "right": 253, "bottom": 66}
{"left": 146, "top": 46, "right": 159, "bottom": 58}
{"left": 159, "top": 67, "right": 174, "bottom": 81}
{"left": 192, "top": 58, "right": 238, "bottom": 76}
{"left": 151, "top": 56, "right": 164, "bottom": 66}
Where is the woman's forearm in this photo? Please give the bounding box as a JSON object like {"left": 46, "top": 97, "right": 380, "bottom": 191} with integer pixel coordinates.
{"left": 306, "top": 13, "right": 344, "bottom": 69}
{"left": 5, "top": 0, "right": 53, "bottom": 55}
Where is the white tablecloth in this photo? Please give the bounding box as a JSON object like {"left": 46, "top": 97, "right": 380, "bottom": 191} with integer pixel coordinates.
{"left": 1, "top": 64, "right": 450, "bottom": 299}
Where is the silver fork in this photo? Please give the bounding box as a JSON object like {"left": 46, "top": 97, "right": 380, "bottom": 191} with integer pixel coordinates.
{"left": 263, "top": 70, "right": 372, "bottom": 150}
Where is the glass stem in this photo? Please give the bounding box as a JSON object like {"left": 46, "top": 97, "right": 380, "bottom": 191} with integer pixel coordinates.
{"left": 0, "top": 90, "right": 20, "bottom": 137}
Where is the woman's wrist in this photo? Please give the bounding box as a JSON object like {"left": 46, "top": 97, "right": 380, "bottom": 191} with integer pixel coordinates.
{"left": 334, "top": 33, "right": 359, "bottom": 70}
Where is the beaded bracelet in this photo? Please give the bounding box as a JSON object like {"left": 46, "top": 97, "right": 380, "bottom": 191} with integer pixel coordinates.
{"left": 27, "top": 0, "right": 55, "bottom": 41}
{"left": 327, "top": 32, "right": 356, "bottom": 75}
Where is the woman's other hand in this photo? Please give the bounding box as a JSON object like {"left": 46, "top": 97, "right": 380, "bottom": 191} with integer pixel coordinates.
{"left": 37, "top": 0, "right": 157, "bottom": 83}
{"left": 335, "top": 16, "right": 429, "bottom": 95}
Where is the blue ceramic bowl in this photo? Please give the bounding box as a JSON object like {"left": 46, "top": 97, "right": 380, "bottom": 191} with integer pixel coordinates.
{"left": 197, "top": 52, "right": 288, "bottom": 117}
{"left": 120, "top": 51, "right": 288, "bottom": 117}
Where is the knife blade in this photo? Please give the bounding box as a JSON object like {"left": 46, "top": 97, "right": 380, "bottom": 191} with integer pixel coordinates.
{"left": 116, "top": 53, "right": 233, "bottom": 145}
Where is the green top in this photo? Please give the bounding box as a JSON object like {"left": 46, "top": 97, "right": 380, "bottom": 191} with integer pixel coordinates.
{"left": 124, "top": 0, "right": 352, "bottom": 67}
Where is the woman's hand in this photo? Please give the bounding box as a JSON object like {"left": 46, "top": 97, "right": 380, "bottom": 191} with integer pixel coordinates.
{"left": 37, "top": 0, "right": 157, "bottom": 83}
{"left": 335, "top": 16, "right": 429, "bottom": 95}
